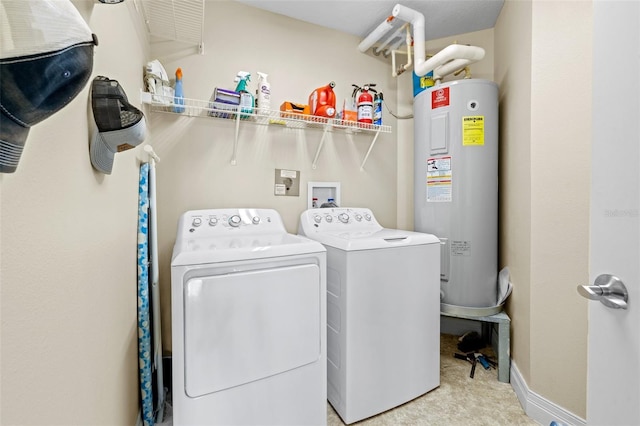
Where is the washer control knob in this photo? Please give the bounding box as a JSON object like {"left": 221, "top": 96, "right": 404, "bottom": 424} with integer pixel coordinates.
{"left": 228, "top": 215, "right": 242, "bottom": 227}
{"left": 208, "top": 217, "right": 218, "bottom": 226}
{"left": 325, "top": 214, "right": 333, "bottom": 223}
{"left": 313, "top": 214, "right": 322, "bottom": 223}
{"left": 364, "top": 213, "right": 372, "bottom": 221}
{"left": 338, "top": 213, "right": 349, "bottom": 223}
{"left": 192, "top": 217, "right": 202, "bottom": 227}
{"left": 252, "top": 216, "right": 261, "bottom": 225}
{"left": 354, "top": 214, "right": 363, "bottom": 222}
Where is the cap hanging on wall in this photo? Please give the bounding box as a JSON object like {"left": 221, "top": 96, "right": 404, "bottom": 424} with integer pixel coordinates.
{"left": 0, "top": 0, "right": 98, "bottom": 173}
{"left": 90, "top": 76, "right": 147, "bottom": 174}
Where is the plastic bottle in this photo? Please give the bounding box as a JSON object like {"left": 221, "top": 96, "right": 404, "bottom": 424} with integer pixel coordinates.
{"left": 234, "top": 71, "right": 254, "bottom": 117}
{"left": 173, "top": 67, "right": 185, "bottom": 113}
{"left": 256, "top": 72, "right": 271, "bottom": 115}
{"left": 309, "top": 81, "right": 336, "bottom": 118}
{"left": 373, "top": 92, "right": 383, "bottom": 126}
{"left": 312, "top": 197, "right": 318, "bottom": 208}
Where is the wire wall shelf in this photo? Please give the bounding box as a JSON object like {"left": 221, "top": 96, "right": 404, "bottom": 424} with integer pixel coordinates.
{"left": 140, "top": 92, "right": 391, "bottom": 169}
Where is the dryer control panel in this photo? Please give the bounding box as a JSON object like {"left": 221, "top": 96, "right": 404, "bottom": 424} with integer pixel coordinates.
{"left": 177, "top": 208, "right": 286, "bottom": 239}
{"left": 299, "top": 207, "right": 382, "bottom": 233}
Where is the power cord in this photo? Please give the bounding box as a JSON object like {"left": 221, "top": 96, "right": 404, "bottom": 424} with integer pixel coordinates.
{"left": 383, "top": 99, "right": 413, "bottom": 120}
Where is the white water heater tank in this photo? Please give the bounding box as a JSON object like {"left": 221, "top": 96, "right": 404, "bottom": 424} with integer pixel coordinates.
{"left": 414, "top": 79, "right": 498, "bottom": 309}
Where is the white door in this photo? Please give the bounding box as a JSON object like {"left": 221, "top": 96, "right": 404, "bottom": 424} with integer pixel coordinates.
{"left": 583, "top": 1, "right": 640, "bottom": 424}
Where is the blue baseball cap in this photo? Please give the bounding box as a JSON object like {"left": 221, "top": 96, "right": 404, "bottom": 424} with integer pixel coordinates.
{"left": 0, "top": 0, "right": 97, "bottom": 173}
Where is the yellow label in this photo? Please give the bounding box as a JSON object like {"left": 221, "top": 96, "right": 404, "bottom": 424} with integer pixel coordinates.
{"left": 462, "top": 116, "right": 485, "bottom": 146}
{"left": 420, "top": 75, "right": 435, "bottom": 89}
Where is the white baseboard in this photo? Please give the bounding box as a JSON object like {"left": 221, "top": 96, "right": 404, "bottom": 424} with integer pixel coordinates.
{"left": 510, "top": 361, "right": 586, "bottom": 426}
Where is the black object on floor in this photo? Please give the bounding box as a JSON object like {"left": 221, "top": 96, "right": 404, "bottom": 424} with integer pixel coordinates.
{"left": 457, "top": 331, "right": 485, "bottom": 353}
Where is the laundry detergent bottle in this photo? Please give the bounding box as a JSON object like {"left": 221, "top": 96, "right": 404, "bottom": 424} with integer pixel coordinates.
{"left": 309, "top": 81, "right": 336, "bottom": 118}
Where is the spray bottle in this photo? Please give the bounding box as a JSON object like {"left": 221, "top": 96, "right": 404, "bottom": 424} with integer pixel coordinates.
{"left": 173, "top": 67, "right": 185, "bottom": 113}
{"left": 373, "top": 92, "right": 383, "bottom": 126}
{"left": 256, "top": 72, "right": 271, "bottom": 115}
{"left": 234, "top": 71, "right": 254, "bottom": 116}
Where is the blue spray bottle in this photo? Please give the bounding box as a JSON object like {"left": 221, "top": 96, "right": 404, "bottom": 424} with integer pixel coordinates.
{"left": 173, "top": 67, "right": 185, "bottom": 113}
{"left": 234, "top": 71, "right": 254, "bottom": 118}
{"left": 373, "top": 92, "right": 383, "bottom": 126}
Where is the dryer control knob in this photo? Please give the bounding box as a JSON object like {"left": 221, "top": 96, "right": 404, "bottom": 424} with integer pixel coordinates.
{"left": 364, "top": 213, "right": 372, "bottom": 221}
{"left": 313, "top": 214, "right": 322, "bottom": 223}
{"left": 192, "top": 217, "right": 202, "bottom": 227}
{"left": 208, "top": 217, "right": 218, "bottom": 226}
{"left": 252, "top": 216, "right": 261, "bottom": 225}
{"left": 355, "top": 214, "right": 363, "bottom": 222}
{"left": 325, "top": 214, "right": 333, "bottom": 223}
{"left": 338, "top": 213, "right": 349, "bottom": 223}
{"left": 229, "top": 215, "right": 242, "bottom": 227}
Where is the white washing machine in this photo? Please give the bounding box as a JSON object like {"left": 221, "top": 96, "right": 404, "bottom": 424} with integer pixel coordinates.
{"left": 171, "top": 208, "right": 327, "bottom": 426}
{"left": 299, "top": 207, "right": 440, "bottom": 425}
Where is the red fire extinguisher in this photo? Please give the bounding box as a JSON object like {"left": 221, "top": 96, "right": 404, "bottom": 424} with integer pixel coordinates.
{"left": 352, "top": 84, "right": 377, "bottom": 124}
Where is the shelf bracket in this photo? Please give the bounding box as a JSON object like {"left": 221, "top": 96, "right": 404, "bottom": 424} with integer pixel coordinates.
{"left": 360, "top": 126, "right": 383, "bottom": 170}
{"left": 311, "top": 124, "right": 331, "bottom": 169}
{"left": 231, "top": 108, "right": 241, "bottom": 165}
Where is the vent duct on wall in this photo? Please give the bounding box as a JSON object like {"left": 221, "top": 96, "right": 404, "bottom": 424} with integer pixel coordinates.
{"left": 136, "top": 0, "right": 205, "bottom": 54}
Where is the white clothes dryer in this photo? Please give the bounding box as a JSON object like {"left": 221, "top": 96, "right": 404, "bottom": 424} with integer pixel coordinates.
{"left": 299, "top": 207, "right": 440, "bottom": 425}
{"left": 171, "top": 208, "right": 327, "bottom": 426}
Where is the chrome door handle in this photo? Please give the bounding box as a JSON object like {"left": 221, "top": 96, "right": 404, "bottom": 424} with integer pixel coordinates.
{"left": 577, "top": 274, "right": 628, "bottom": 309}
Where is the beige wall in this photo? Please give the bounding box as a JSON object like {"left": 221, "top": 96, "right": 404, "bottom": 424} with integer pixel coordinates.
{"left": 496, "top": 0, "right": 591, "bottom": 418}
{"left": 495, "top": 0, "right": 534, "bottom": 394}
{"left": 529, "top": 0, "right": 590, "bottom": 417}
{"left": 0, "top": 1, "right": 148, "bottom": 424}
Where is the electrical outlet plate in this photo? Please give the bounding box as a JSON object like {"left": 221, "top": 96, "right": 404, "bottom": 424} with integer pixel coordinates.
{"left": 274, "top": 169, "right": 300, "bottom": 196}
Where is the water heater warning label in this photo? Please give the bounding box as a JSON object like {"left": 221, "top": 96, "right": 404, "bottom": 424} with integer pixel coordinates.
{"left": 462, "top": 116, "right": 485, "bottom": 146}
{"left": 451, "top": 240, "right": 471, "bottom": 256}
{"left": 432, "top": 87, "right": 450, "bottom": 109}
{"left": 426, "top": 156, "right": 452, "bottom": 202}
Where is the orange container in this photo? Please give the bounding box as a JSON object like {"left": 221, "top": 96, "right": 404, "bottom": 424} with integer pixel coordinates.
{"left": 339, "top": 99, "right": 357, "bottom": 123}
{"left": 280, "top": 101, "right": 311, "bottom": 119}
{"left": 309, "top": 81, "right": 336, "bottom": 118}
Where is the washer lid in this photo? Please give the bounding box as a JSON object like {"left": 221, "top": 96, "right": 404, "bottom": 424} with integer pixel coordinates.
{"left": 171, "top": 232, "right": 325, "bottom": 266}
{"left": 298, "top": 207, "right": 439, "bottom": 250}
{"left": 304, "top": 228, "right": 440, "bottom": 251}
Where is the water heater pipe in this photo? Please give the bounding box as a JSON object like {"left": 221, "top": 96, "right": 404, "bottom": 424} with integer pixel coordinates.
{"left": 383, "top": 36, "right": 405, "bottom": 57}
{"left": 391, "top": 4, "right": 485, "bottom": 79}
{"left": 358, "top": 15, "right": 396, "bottom": 52}
{"left": 355, "top": 4, "right": 485, "bottom": 79}
{"left": 374, "top": 23, "right": 407, "bottom": 55}
{"left": 391, "top": 24, "right": 413, "bottom": 77}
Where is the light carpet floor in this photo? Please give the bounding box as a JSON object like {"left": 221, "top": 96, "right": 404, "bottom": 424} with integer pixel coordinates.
{"left": 327, "top": 334, "right": 537, "bottom": 426}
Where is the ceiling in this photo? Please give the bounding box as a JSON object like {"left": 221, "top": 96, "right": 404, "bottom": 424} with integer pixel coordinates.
{"left": 234, "top": 0, "right": 504, "bottom": 43}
